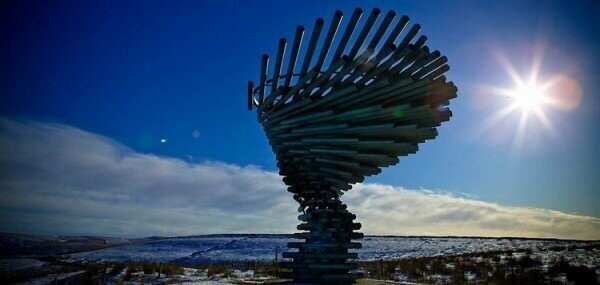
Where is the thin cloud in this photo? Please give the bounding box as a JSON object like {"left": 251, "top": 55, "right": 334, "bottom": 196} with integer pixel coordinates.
{"left": 346, "top": 184, "right": 600, "bottom": 239}
{"left": 0, "top": 118, "right": 598, "bottom": 240}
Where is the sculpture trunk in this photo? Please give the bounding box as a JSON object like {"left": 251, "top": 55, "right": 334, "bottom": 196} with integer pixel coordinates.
{"left": 282, "top": 188, "right": 361, "bottom": 282}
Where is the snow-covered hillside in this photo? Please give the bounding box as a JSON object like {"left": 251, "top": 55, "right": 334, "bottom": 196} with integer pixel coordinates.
{"left": 66, "top": 234, "right": 598, "bottom": 264}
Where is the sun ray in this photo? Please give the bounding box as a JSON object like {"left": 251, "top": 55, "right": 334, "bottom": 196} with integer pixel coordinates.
{"left": 512, "top": 110, "right": 530, "bottom": 153}
{"left": 478, "top": 103, "right": 521, "bottom": 134}
{"left": 528, "top": 43, "right": 546, "bottom": 85}
{"left": 481, "top": 85, "right": 516, "bottom": 98}
{"left": 533, "top": 107, "right": 553, "bottom": 132}
{"left": 491, "top": 47, "right": 525, "bottom": 87}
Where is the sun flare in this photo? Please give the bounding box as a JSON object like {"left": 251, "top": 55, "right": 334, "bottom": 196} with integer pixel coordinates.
{"left": 481, "top": 71, "right": 555, "bottom": 141}
{"left": 513, "top": 83, "right": 547, "bottom": 111}
{"left": 477, "top": 46, "right": 582, "bottom": 151}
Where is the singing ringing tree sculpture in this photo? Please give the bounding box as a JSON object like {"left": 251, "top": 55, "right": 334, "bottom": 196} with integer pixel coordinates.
{"left": 246, "top": 7, "right": 458, "bottom": 283}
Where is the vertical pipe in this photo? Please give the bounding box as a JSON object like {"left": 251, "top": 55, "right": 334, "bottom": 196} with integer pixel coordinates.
{"left": 403, "top": 49, "right": 438, "bottom": 76}
{"left": 271, "top": 68, "right": 318, "bottom": 109}
{"left": 388, "top": 37, "right": 428, "bottom": 76}
{"left": 387, "top": 45, "right": 428, "bottom": 76}
{"left": 299, "top": 56, "right": 350, "bottom": 98}
{"left": 271, "top": 38, "right": 287, "bottom": 94}
{"left": 356, "top": 44, "right": 410, "bottom": 85}
{"left": 404, "top": 46, "right": 430, "bottom": 68}
{"left": 367, "top": 10, "right": 396, "bottom": 51}
{"left": 299, "top": 18, "right": 324, "bottom": 77}
{"left": 381, "top": 15, "right": 409, "bottom": 49}
{"left": 398, "top": 24, "right": 421, "bottom": 49}
{"left": 330, "top": 8, "right": 363, "bottom": 65}
{"left": 259, "top": 54, "right": 269, "bottom": 104}
{"left": 413, "top": 35, "right": 427, "bottom": 50}
{"left": 348, "top": 7, "right": 381, "bottom": 59}
{"left": 364, "top": 15, "right": 409, "bottom": 66}
{"left": 313, "top": 52, "right": 368, "bottom": 98}
{"left": 314, "top": 10, "right": 343, "bottom": 72}
{"left": 247, "top": 81, "right": 254, "bottom": 110}
{"left": 284, "top": 26, "right": 305, "bottom": 88}
{"left": 341, "top": 10, "right": 395, "bottom": 80}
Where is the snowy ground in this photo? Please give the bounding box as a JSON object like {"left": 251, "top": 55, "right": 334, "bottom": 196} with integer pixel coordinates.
{"left": 1, "top": 234, "right": 598, "bottom": 284}
{"left": 13, "top": 271, "right": 84, "bottom": 285}
{"left": 0, "top": 258, "right": 45, "bottom": 273}
{"left": 67, "top": 234, "right": 598, "bottom": 264}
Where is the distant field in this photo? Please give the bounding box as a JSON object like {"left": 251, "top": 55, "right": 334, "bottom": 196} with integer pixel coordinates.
{"left": 2, "top": 233, "right": 597, "bottom": 263}
{"left": 1, "top": 233, "right": 598, "bottom": 284}
{"left": 71, "top": 234, "right": 599, "bottom": 264}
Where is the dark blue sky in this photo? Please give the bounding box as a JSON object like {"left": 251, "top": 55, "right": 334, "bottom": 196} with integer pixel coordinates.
{"left": 2, "top": 0, "right": 599, "bottom": 217}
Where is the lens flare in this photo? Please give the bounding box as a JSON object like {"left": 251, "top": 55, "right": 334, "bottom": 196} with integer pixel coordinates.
{"left": 545, "top": 75, "right": 583, "bottom": 111}
{"left": 478, "top": 45, "right": 582, "bottom": 152}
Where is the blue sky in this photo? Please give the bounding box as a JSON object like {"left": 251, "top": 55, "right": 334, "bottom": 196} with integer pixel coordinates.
{"left": 1, "top": 0, "right": 599, "bottom": 237}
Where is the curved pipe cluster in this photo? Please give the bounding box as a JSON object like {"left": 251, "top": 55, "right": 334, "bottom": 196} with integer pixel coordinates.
{"left": 247, "top": 7, "right": 457, "bottom": 283}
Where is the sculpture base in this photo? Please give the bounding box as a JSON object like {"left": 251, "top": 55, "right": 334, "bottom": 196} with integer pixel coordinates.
{"left": 280, "top": 196, "right": 362, "bottom": 284}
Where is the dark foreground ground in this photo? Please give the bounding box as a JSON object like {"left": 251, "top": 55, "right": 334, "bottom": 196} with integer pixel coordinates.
{"left": 0, "top": 233, "right": 598, "bottom": 284}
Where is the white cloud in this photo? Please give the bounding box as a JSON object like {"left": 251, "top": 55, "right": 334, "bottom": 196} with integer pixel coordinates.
{"left": 346, "top": 184, "right": 600, "bottom": 239}
{"left": 0, "top": 118, "right": 598, "bottom": 240}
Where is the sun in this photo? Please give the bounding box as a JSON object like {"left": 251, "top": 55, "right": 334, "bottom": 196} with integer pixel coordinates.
{"left": 475, "top": 45, "right": 583, "bottom": 155}
{"left": 482, "top": 72, "right": 554, "bottom": 135}
{"left": 513, "top": 82, "right": 547, "bottom": 111}
{"left": 480, "top": 72, "right": 556, "bottom": 152}
{"left": 478, "top": 48, "right": 558, "bottom": 151}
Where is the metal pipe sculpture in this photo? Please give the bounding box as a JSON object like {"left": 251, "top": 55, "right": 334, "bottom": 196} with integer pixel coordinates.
{"left": 247, "top": 8, "right": 457, "bottom": 283}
